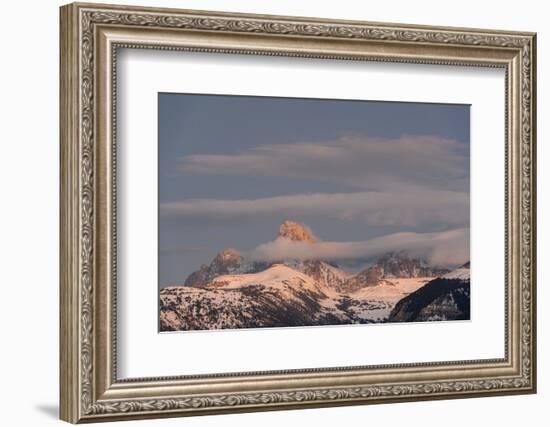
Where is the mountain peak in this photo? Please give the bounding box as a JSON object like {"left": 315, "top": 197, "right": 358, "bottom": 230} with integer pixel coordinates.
{"left": 376, "top": 251, "right": 424, "bottom": 265}
{"left": 374, "top": 251, "right": 449, "bottom": 278}
{"left": 215, "top": 248, "right": 242, "bottom": 262}
{"left": 185, "top": 248, "right": 247, "bottom": 288}
{"left": 278, "top": 220, "right": 317, "bottom": 243}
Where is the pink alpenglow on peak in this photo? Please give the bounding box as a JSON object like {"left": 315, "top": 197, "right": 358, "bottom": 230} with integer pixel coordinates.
{"left": 278, "top": 220, "right": 318, "bottom": 243}
{"left": 214, "top": 248, "right": 242, "bottom": 263}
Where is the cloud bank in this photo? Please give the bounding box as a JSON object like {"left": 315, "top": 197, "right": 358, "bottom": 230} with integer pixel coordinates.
{"left": 178, "top": 135, "right": 469, "bottom": 192}
{"left": 160, "top": 190, "right": 469, "bottom": 228}
{"left": 251, "top": 228, "right": 469, "bottom": 267}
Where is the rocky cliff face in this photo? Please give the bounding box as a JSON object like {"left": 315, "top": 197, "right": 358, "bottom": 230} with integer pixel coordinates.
{"left": 375, "top": 252, "right": 448, "bottom": 278}
{"left": 284, "top": 259, "right": 350, "bottom": 290}
{"left": 338, "top": 252, "right": 449, "bottom": 293}
{"left": 184, "top": 248, "right": 267, "bottom": 288}
{"left": 338, "top": 265, "right": 384, "bottom": 292}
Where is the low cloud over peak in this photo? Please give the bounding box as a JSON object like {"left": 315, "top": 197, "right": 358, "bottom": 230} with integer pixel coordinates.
{"left": 251, "top": 228, "right": 469, "bottom": 268}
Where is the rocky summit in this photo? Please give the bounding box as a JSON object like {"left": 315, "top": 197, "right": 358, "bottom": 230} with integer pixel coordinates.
{"left": 337, "top": 252, "right": 450, "bottom": 293}
{"left": 278, "top": 220, "right": 318, "bottom": 243}
{"left": 184, "top": 248, "right": 267, "bottom": 288}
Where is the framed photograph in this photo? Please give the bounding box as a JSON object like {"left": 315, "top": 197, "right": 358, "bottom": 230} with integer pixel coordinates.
{"left": 60, "top": 2, "right": 537, "bottom": 423}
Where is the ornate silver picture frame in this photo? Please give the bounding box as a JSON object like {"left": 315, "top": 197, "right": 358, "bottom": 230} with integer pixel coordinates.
{"left": 60, "top": 2, "right": 536, "bottom": 423}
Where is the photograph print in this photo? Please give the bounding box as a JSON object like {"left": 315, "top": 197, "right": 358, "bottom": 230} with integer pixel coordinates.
{"left": 159, "top": 94, "right": 470, "bottom": 332}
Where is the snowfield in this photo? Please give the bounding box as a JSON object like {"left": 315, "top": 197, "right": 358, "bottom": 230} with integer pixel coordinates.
{"left": 210, "top": 264, "right": 319, "bottom": 290}
{"left": 442, "top": 266, "right": 470, "bottom": 281}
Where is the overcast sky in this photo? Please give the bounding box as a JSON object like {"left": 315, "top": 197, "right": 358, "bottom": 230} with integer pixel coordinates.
{"left": 159, "top": 93, "right": 470, "bottom": 287}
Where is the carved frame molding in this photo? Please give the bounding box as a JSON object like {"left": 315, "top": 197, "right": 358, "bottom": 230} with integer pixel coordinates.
{"left": 60, "top": 2, "right": 536, "bottom": 423}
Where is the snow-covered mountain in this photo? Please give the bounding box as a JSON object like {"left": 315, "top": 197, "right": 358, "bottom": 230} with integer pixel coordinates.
{"left": 160, "top": 221, "right": 467, "bottom": 331}
{"left": 160, "top": 271, "right": 434, "bottom": 331}
{"left": 388, "top": 262, "right": 470, "bottom": 322}
{"left": 183, "top": 248, "right": 269, "bottom": 288}
{"left": 338, "top": 252, "right": 449, "bottom": 293}
{"left": 375, "top": 252, "right": 449, "bottom": 278}
{"left": 183, "top": 222, "right": 332, "bottom": 288}
{"left": 209, "top": 263, "right": 327, "bottom": 297}
{"left": 283, "top": 259, "right": 350, "bottom": 290}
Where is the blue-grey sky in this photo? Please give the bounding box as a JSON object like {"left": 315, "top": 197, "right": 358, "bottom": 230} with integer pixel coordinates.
{"left": 159, "top": 93, "right": 470, "bottom": 287}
